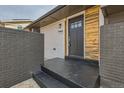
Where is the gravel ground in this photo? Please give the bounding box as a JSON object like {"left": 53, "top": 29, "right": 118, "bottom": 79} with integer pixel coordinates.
{"left": 11, "top": 78, "right": 40, "bottom": 88}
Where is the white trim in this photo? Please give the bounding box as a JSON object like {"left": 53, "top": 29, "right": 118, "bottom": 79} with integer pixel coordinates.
{"left": 67, "top": 11, "right": 85, "bottom": 19}
{"left": 63, "top": 18, "right": 67, "bottom": 57}
{"left": 99, "top": 8, "right": 101, "bottom": 66}
{"left": 99, "top": 8, "right": 104, "bottom": 65}
{"left": 66, "top": 11, "right": 85, "bottom": 58}
{"left": 83, "top": 11, "right": 86, "bottom": 59}
{"left": 66, "top": 18, "right": 69, "bottom": 56}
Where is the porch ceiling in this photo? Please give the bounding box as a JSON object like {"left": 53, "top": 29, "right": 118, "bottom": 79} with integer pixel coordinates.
{"left": 26, "top": 5, "right": 93, "bottom": 28}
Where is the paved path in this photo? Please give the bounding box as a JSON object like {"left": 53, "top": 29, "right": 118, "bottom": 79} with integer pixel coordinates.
{"left": 11, "top": 78, "right": 40, "bottom": 88}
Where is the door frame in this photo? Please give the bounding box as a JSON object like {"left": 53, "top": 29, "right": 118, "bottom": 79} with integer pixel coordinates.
{"left": 65, "top": 11, "right": 85, "bottom": 58}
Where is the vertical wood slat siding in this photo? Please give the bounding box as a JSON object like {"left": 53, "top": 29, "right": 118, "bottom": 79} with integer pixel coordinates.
{"left": 85, "top": 6, "right": 100, "bottom": 60}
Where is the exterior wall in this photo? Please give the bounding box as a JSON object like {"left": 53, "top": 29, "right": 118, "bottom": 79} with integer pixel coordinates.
{"left": 40, "top": 6, "right": 100, "bottom": 61}
{"left": 105, "top": 11, "right": 124, "bottom": 24}
{"left": 4, "top": 22, "right": 31, "bottom": 30}
{"left": 85, "top": 6, "right": 100, "bottom": 60}
{"left": 99, "top": 8, "right": 104, "bottom": 26}
{"left": 40, "top": 19, "right": 65, "bottom": 60}
{"left": 100, "top": 22, "right": 124, "bottom": 87}
{"left": 0, "top": 22, "right": 5, "bottom": 27}
{"left": 0, "top": 28, "right": 44, "bottom": 87}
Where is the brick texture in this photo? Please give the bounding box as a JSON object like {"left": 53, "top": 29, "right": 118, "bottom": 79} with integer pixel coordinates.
{"left": 100, "top": 22, "right": 124, "bottom": 87}
{"left": 0, "top": 28, "right": 44, "bottom": 88}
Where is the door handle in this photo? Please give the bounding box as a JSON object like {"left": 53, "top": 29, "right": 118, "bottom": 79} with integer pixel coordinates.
{"left": 68, "top": 35, "right": 71, "bottom": 47}
{"left": 69, "top": 42, "right": 71, "bottom": 47}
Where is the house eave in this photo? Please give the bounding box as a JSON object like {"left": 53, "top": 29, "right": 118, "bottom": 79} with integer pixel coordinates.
{"left": 25, "top": 5, "right": 94, "bottom": 29}
{"left": 25, "top": 5, "right": 66, "bottom": 29}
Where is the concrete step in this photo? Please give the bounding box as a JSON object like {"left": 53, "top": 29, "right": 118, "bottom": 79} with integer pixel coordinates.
{"left": 32, "top": 71, "right": 69, "bottom": 88}
{"left": 41, "top": 66, "right": 83, "bottom": 88}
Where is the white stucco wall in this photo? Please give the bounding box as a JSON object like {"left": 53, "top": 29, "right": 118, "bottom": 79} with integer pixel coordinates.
{"left": 99, "top": 8, "right": 104, "bottom": 26}
{"left": 40, "top": 19, "right": 65, "bottom": 60}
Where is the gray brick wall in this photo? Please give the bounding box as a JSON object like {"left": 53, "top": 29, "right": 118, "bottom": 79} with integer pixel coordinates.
{"left": 0, "top": 28, "right": 44, "bottom": 88}
{"left": 100, "top": 22, "right": 124, "bottom": 87}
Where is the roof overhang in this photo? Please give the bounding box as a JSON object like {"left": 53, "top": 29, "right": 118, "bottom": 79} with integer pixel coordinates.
{"left": 25, "top": 5, "right": 93, "bottom": 29}
{"left": 101, "top": 5, "right": 124, "bottom": 17}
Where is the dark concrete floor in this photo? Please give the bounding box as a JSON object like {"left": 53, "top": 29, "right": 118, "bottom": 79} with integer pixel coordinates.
{"left": 44, "top": 58, "right": 99, "bottom": 88}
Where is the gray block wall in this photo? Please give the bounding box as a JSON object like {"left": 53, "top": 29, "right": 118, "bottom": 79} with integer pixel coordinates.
{"left": 100, "top": 22, "right": 124, "bottom": 88}
{"left": 0, "top": 28, "right": 44, "bottom": 88}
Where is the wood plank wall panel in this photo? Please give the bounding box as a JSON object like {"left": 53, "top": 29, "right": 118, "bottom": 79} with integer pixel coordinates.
{"left": 85, "top": 6, "right": 100, "bottom": 60}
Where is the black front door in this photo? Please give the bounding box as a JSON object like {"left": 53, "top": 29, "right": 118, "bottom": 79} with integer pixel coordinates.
{"left": 68, "top": 15, "right": 84, "bottom": 57}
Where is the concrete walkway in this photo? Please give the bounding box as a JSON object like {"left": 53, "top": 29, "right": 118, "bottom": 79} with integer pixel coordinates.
{"left": 11, "top": 78, "right": 40, "bottom": 88}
